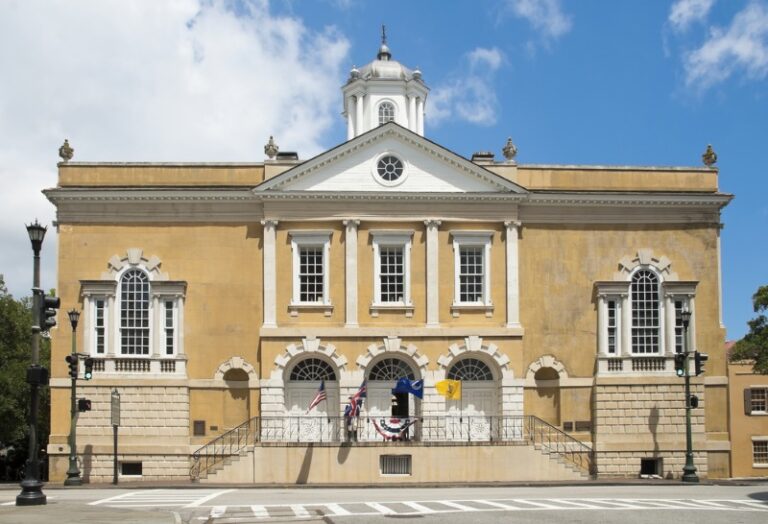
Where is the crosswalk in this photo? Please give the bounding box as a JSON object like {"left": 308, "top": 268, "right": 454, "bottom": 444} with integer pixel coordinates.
{"left": 85, "top": 491, "right": 768, "bottom": 520}
{"left": 200, "top": 498, "right": 767, "bottom": 521}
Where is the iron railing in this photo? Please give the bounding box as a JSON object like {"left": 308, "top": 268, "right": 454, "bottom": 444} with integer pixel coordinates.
{"left": 189, "top": 415, "right": 593, "bottom": 480}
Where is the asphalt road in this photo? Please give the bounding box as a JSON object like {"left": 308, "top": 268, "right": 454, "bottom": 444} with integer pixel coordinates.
{"left": 0, "top": 483, "right": 766, "bottom": 524}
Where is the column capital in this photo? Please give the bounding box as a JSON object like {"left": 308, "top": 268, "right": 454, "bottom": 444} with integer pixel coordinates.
{"left": 342, "top": 219, "right": 361, "bottom": 228}
{"left": 504, "top": 220, "right": 522, "bottom": 229}
{"left": 261, "top": 219, "right": 279, "bottom": 228}
{"left": 424, "top": 219, "right": 442, "bottom": 228}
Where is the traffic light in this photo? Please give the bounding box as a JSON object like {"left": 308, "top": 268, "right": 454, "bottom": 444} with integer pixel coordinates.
{"left": 77, "top": 398, "right": 91, "bottom": 412}
{"left": 674, "top": 353, "right": 686, "bottom": 377}
{"left": 694, "top": 351, "right": 708, "bottom": 376}
{"left": 83, "top": 358, "right": 94, "bottom": 380}
{"left": 689, "top": 395, "right": 699, "bottom": 409}
{"left": 65, "top": 354, "right": 79, "bottom": 379}
{"left": 39, "top": 294, "right": 61, "bottom": 330}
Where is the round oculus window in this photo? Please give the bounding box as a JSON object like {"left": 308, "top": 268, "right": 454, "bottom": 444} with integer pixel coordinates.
{"left": 376, "top": 155, "right": 404, "bottom": 182}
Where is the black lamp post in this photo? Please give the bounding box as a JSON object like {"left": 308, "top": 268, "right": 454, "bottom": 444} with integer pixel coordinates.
{"left": 64, "top": 309, "right": 82, "bottom": 486}
{"left": 680, "top": 309, "right": 699, "bottom": 483}
{"left": 16, "top": 220, "right": 48, "bottom": 505}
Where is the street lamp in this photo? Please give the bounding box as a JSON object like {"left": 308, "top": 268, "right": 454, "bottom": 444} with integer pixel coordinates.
{"left": 64, "top": 309, "right": 82, "bottom": 486}
{"left": 679, "top": 309, "right": 699, "bottom": 483}
{"left": 16, "top": 220, "right": 48, "bottom": 506}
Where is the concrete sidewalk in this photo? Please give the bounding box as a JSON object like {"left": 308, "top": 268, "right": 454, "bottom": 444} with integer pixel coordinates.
{"left": 0, "top": 504, "right": 176, "bottom": 524}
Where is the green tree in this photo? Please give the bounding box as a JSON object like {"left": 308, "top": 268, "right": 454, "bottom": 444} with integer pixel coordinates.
{"left": 0, "top": 275, "right": 50, "bottom": 479}
{"left": 730, "top": 285, "right": 768, "bottom": 374}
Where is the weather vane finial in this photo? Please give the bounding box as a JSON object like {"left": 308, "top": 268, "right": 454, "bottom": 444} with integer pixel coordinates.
{"left": 381, "top": 24, "right": 387, "bottom": 45}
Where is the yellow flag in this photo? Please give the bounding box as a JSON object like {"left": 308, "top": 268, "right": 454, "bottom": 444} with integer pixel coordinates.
{"left": 435, "top": 379, "right": 461, "bottom": 400}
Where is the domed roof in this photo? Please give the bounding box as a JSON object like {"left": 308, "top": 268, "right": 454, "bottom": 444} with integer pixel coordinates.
{"left": 347, "top": 27, "right": 422, "bottom": 83}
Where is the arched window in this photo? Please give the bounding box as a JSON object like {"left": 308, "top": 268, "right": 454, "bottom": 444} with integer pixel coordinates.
{"left": 448, "top": 358, "right": 493, "bottom": 381}
{"left": 120, "top": 269, "right": 150, "bottom": 355}
{"left": 378, "top": 101, "right": 395, "bottom": 125}
{"left": 631, "top": 269, "right": 660, "bottom": 354}
{"left": 368, "top": 357, "right": 415, "bottom": 380}
{"left": 289, "top": 358, "right": 336, "bottom": 381}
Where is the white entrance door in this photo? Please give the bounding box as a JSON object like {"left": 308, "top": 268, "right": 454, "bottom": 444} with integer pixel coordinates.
{"left": 359, "top": 382, "right": 416, "bottom": 441}
{"left": 284, "top": 383, "right": 339, "bottom": 442}
{"left": 446, "top": 383, "right": 497, "bottom": 441}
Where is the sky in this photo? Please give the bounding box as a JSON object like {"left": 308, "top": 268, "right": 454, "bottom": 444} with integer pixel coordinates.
{"left": 0, "top": 0, "right": 766, "bottom": 340}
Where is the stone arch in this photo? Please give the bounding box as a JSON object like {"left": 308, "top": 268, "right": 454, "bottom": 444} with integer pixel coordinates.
{"left": 214, "top": 356, "right": 257, "bottom": 382}
{"left": 102, "top": 248, "right": 169, "bottom": 281}
{"left": 525, "top": 355, "right": 569, "bottom": 385}
{"left": 614, "top": 249, "right": 678, "bottom": 282}
{"left": 355, "top": 336, "right": 428, "bottom": 378}
{"left": 273, "top": 337, "right": 348, "bottom": 380}
{"left": 437, "top": 335, "right": 512, "bottom": 380}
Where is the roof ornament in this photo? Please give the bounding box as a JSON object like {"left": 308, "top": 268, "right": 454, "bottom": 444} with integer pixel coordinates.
{"left": 58, "top": 139, "right": 74, "bottom": 163}
{"left": 264, "top": 136, "right": 279, "bottom": 160}
{"left": 502, "top": 137, "right": 518, "bottom": 162}
{"left": 350, "top": 64, "right": 361, "bottom": 80}
{"left": 702, "top": 144, "right": 717, "bottom": 167}
{"left": 377, "top": 24, "right": 392, "bottom": 61}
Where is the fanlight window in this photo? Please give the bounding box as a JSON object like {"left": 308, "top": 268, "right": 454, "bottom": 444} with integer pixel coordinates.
{"left": 368, "top": 358, "right": 415, "bottom": 381}
{"left": 447, "top": 358, "right": 493, "bottom": 381}
{"left": 378, "top": 101, "right": 395, "bottom": 124}
{"left": 120, "top": 269, "right": 150, "bottom": 355}
{"left": 289, "top": 358, "right": 336, "bottom": 381}
{"left": 631, "top": 269, "right": 660, "bottom": 354}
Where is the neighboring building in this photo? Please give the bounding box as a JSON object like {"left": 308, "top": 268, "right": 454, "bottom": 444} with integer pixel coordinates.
{"left": 727, "top": 341, "right": 768, "bottom": 478}
{"left": 44, "top": 37, "right": 733, "bottom": 483}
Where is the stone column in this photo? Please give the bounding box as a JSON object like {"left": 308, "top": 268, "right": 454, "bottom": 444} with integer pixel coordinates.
{"left": 262, "top": 219, "right": 278, "bottom": 328}
{"left": 107, "top": 294, "right": 116, "bottom": 356}
{"left": 177, "top": 296, "right": 185, "bottom": 357}
{"left": 346, "top": 96, "right": 355, "bottom": 140}
{"left": 416, "top": 97, "right": 424, "bottom": 135}
{"left": 343, "top": 219, "right": 360, "bottom": 327}
{"left": 665, "top": 295, "right": 676, "bottom": 356}
{"left": 152, "top": 295, "right": 161, "bottom": 358}
{"left": 504, "top": 221, "right": 521, "bottom": 328}
{"left": 621, "top": 292, "right": 631, "bottom": 357}
{"left": 597, "top": 294, "right": 607, "bottom": 356}
{"left": 408, "top": 95, "right": 417, "bottom": 133}
{"left": 425, "top": 219, "right": 441, "bottom": 327}
{"left": 355, "top": 94, "right": 365, "bottom": 136}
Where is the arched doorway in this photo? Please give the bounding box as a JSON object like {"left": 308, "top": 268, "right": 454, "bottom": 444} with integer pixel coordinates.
{"left": 284, "top": 357, "right": 339, "bottom": 442}
{"left": 446, "top": 357, "right": 499, "bottom": 441}
{"left": 222, "top": 368, "right": 250, "bottom": 430}
{"left": 363, "top": 356, "right": 418, "bottom": 441}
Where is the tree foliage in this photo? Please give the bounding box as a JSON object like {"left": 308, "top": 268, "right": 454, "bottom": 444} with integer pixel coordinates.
{"left": 0, "top": 275, "right": 50, "bottom": 478}
{"left": 730, "top": 285, "right": 768, "bottom": 374}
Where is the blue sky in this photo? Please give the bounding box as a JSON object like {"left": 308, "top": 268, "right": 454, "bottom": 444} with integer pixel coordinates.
{"left": 0, "top": 0, "right": 765, "bottom": 339}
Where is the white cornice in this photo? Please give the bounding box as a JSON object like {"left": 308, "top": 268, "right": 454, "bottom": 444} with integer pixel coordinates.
{"left": 257, "top": 191, "right": 526, "bottom": 203}
{"left": 527, "top": 192, "right": 732, "bottom": 207}
{"left": 254, "top": 122, "right": 528, "bottom": 194}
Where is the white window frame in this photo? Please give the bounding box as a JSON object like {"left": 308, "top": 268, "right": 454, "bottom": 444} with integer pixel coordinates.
{"left": 162, "top": 298, "right": 177, "bottom": 357}
{"left": 91, "top": 296, "right": 109, "bottom": 355}
{"left": 378, "top": 100, "right": 396, "bottom": 125}
{"left": 116, "top": 267, "right": 153, "bottom": 357}
{"left": 451, "top": 231, "right": 493, "bottom": 307}
{"left": 289, "top": 231, "right": 332, "bottom": 306}
{"left": 371, "top": 230, "right": 413, "bottom": 308}
{"left": 752, "top": 437, "right": 768, "bottom": 467}
{"left": 750, "top": 387, "right": 768, "bottom": 414}
{"left": 629, "top": 267, "right": 664, "bottom": 355}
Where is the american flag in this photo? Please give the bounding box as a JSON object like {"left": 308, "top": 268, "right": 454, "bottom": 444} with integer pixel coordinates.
{"left": 347, "top": 380, "right": 367, "bottom": 417}
{"left": 306, "top": 380, "right": 327, "bottom": 413}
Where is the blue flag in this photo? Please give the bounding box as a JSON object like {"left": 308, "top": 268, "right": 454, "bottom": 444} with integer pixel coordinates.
{"left": 392, "top": 377, "right": 424, "bottom": 399}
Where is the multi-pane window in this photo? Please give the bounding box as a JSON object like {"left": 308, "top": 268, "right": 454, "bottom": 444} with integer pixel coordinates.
{"left": 289, "top": 358, "right": 337, "bottom": 381}
{"left": 448, "top": 358, "right": 493, "bottom": 381}
{"left": 459, "top": 246, "right": 484, "bottom": 303}
{"left": 164, "top": 300, "right": 175, "bottom": 356}
{"left": 120, "top": 269, "right": 150, "bottom": 355}
{"left": 751, "top": 388, "right": 767, "bottom": 413}
{"left": 674, "top": 300, "right": 684, "bottom": 353}
{"left": 94, "top": 299, "right": 106, "bottom": 354}
{"left": 754, "top": 440, "right": 768, "bottom": 465}
{"left": 299, "top": 247, "right": 324, "bottom": 302}
{"left": 380, "top": 246, "right": 404, "bottom": 302}
{"left": 378, "top": 101, "right": 395, "bottom": 124}
{"left": 368, "top": 358, "right": 415, "bottom": 381}
{"left": 607, "top": 301, "right": 617, "bottom": 354}
{"left": 631, "top": 270, "right": 660, "bottom": 354}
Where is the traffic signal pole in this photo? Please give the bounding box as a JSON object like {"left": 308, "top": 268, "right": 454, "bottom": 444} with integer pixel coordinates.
{"left": 680, "top": 311, "right": 699, "bottom": 483}
{"left": 64, "top": 311, "right": 82, "bottom": 486}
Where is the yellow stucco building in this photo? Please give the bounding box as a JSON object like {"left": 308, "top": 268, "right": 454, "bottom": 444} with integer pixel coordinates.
{"left": 44, "top": 40, "right": 733, "bottom": 483}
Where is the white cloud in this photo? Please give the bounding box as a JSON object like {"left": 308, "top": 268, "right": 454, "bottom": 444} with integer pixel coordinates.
{"left": 683, "top": 1, "right": 768, "bottom": 89}
{"left": 504, "top": 0, "right": 572, "bottom": 40}
{"left": 0, "top": 0, "right": 349, "bottom": 299}
{"left": 429, "top": 47, "right": 504, "bottom": 126}
{"left": 669, "top": 0, "right": 716, "bottom": 32}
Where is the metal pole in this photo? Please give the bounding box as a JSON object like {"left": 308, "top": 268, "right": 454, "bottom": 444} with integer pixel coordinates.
{"left": 64, "top": 321, "right": 81, "bottom": 486}
{"left": 16, "top": 238, "right": 46, "bottom": 505}
{"left": 112, "top": 425, "right": 118, "bottom": 485}
{"left": 681, "top": 315, "right": 699, "bottom": 482}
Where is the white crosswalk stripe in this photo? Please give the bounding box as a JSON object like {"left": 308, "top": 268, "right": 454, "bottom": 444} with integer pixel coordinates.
{"left": 403, "top": 501, "right": 437, "bottom": 513}
{"left": 90, "top": 489, "right": 232, "bottom": 508}
{"left": 325, "top": 503, "right": 352, "bottom": 515}
{"left": 366, "top": 501, "right": 396, "bottom": 514}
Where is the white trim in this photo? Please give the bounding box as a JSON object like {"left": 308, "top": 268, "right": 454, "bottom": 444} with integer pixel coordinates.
{"left": 289, "top": 230, "right": 332, "bottom": 306}
{"left": 450, "top": 231, "right": 493, "bottom": 307}
{"left": 370, "top": 230, "right": 414, "bottom": 308}
{"left": 343, "top": 220, "right": 360, "bottom": 327}
{"left": 425, "top": 220, "right": 440, "bottom": 327}
{"left": 504, "top": 221, "right": 520, "bottom": 328}
{"left": 262, "top": 220, "right": 278, "bottom": 328}
{"left": 371, "top": 151, "right": 409, "bottom": 188}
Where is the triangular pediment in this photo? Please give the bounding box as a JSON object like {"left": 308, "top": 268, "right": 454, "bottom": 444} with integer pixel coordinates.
{"left": 254, "top": 123, "right": 527, "bottom": 194}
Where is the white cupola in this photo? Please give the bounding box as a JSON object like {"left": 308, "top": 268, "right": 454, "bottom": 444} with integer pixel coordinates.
{"left": 342, "top": 27, "right": 429, "bottom": 140}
